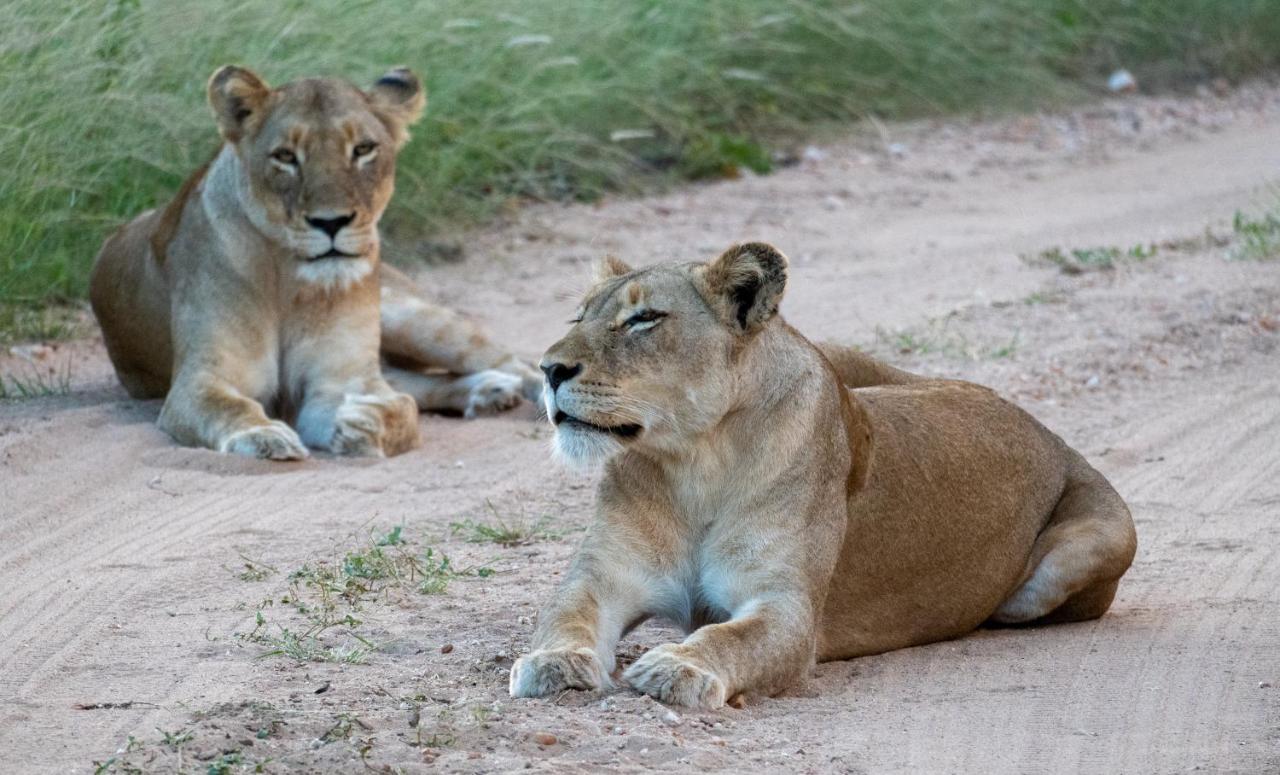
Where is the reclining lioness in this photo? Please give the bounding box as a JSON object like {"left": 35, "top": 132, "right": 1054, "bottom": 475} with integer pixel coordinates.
{"left": 509, "top": 243, "right": 1137, "bottom": 708}
{"left": 90, "top": 66, "right": 539, "bottom": 459}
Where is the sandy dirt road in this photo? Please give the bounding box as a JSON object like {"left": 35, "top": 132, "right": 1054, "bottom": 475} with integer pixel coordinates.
{"left": 2, "top": 85, "right": 1279, "bottom": 773}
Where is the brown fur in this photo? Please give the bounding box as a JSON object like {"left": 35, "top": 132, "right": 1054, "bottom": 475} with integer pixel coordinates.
{"left": 510, "top": 242, "right": 1137, "bottom": 708}
{"left": 89, "top": 66, "right": 541, "bottom": 459}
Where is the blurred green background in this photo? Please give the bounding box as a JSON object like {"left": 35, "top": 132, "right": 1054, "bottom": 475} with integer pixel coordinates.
{"left": 3, "top": 0, "right": 1279, "bottom": 341}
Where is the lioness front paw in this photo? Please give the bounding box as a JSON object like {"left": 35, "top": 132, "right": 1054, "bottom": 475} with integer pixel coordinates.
{"left": 330, "top": 395, "right": 385, "bottom": 457}
{"left": 509, "top": 647, "right": 608, "bottom": 698}
{"left": 220, "top": 421, "right": 309, "bottom": 461}
{"left": 461, "top": 370, "right": 523, "bottom": 419}
{"left": 623, "top": 644, "right": 727, "bottom": 709}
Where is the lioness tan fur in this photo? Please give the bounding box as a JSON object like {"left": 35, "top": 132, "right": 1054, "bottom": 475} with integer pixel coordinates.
{"left": 509, "top": 243, "right": 1137, "bottom": 708}
{"left": 90, "top": 66, "right": 540, "bottom": 459}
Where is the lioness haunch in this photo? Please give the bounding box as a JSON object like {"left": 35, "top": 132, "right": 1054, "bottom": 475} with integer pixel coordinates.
{"left": 510, "top": 243, "right": 1136, "bottom": 708}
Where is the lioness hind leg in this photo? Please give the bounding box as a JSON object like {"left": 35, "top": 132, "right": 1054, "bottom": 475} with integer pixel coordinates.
{"left": 379, "top": 266, "right": 542, "bottom": 402}
{"left": 383, "top": 365, "right": 522, "bottom": 418}
{"left": 991, "top": 462, "right": 1137, "bottom": 625}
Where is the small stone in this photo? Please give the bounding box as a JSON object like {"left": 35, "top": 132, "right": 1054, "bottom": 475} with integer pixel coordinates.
{"left": 1108, "top": 69, "right": 1137, "bottom": 93}
{"left": 1085, "top": 375, "right": 1101, "bottom": 389}
{"left": 440, "top": 643, "right": 454, "bottom": 654}
{"left": 662, "top": 709, "right": 682, "bottom": 725}
{"left": 10, "top": 344, "right": 53, "bottom": 361}
{"left": 1260, "top": 681, "right": 1273, "bottom": 688}
{"left": 532, "top": 732, "right": 558, "bottom": 746}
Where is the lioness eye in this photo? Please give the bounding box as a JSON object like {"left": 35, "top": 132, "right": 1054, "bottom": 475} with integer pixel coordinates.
{"left": 624, "top": 309, "right": 666, "bottom": 329}
{"left": 270, "top": 148, "right": 297, "bottom": 165}
{"left": 353, "top": 141, "right": 378, "bottom": 159}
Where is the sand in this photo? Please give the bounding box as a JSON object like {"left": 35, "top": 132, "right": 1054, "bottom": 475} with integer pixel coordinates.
{"left": 2, "top": 83, "right": 1278, "bottom": 773}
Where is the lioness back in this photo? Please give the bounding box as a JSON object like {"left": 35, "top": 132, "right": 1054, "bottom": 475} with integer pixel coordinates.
{"left": 90, "top": 208, "right": 174, "bottom": 398}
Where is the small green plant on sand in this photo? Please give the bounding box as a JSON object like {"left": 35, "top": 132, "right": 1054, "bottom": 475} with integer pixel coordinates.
{"left": 1230, "top": 209, "right": 1280, "bottom": 261}
{"left": 0, "top": 359, "right": 72, "bottom": 399}
{"left": 236, "top": 527, "right": 492, "bottom": 663}
{"left": 450, "top": 501, "right": 559, "bottom": 547}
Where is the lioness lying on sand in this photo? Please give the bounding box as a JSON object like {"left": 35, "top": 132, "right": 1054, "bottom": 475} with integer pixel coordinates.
{"left": 510, "top": 243, "right": 1137, "bottom": 708}
{"left": 90, "top": 66, "right": 539, "bottom": 459}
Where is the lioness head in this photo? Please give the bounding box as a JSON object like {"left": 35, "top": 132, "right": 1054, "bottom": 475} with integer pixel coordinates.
{"left": 206, "top": 65, "right": 425, "bottom": 280}
{"left": 540, "top": 243, "right": 788, "bottom": 467}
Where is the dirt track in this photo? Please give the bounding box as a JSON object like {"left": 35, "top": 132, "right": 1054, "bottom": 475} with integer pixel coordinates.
{"left": 2, "top": 84, "right": 1279, "bottom": 773}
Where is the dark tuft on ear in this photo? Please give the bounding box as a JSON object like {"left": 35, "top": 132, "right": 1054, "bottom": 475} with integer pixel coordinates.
{"left": 207, "top": 65, "right": 270, "bottom": 143}
{"left": 702, "top": 242, "right": 789, "bottom": 332}
{"left": 369, "top": 67, "right": 426, "bottom": 147}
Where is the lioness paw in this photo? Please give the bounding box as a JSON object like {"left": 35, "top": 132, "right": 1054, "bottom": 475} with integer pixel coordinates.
{"left": 623, "top": 644, "right": 727, "bottom": 709}
{"left": 330, "top": 395, "right": 388, "bottom": 457}
{"left": 461, "top": 370, "right": 523, "bottom": 419}
{"left": 494, "top": 357, "right": 544, "bottom": 404}
{"left": 509, "top": 647, "right": 608, "bottom": 698}
{"left": 221, "top": 421, "right": 309, "bottom": 461}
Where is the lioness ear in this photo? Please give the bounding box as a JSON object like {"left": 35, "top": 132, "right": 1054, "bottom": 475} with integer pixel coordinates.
{"left": 369, "top": 67, "right": 426, "bottom": 147}
{"left": 702, "top": 242, "right": 788, "bottom": 331}
{"left": 593, "top": 254, "right": 633, "bottom": 284}
{"left": 208, "top": 65, "right": 270, "bottom": 143}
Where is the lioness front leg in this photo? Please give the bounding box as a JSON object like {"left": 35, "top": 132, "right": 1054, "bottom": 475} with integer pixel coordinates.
{"left": 159, "top": 372, "right": 308, "bottom": 460}
{"left": 624, "top": 593, "right": 816, "bottom": 709}
{"left": 510, "top": 544, "right": 651, "bottom": 698}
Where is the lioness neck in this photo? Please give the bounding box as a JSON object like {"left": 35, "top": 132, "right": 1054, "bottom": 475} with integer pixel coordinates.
{"left": 200, "top": 146, "right": 287, "bottom": 276}
{"left": 637, "top": 322, "right": 847, "bottom": 519}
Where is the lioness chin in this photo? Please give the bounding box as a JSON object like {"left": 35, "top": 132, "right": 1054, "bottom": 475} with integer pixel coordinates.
{"left": 90, "top": 66, "right": 541, "bottom": 460}
{"left": 509, "top": 243, "right": 1137, "bottom": 709}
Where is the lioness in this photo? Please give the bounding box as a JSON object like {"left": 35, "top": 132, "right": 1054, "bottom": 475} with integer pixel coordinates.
{"left": 90, "top": 66, "right": 540, "bottom": 459}
{"left": 509, "top": 243, "right": 1137, "bottom": 708}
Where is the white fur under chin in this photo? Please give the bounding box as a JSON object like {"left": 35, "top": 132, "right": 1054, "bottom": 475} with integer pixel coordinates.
{"left": 550, "top": 425, "right": 625, "bottom": 471}
{"left": 295, "top": 257, "right": 373, "bottom": 292}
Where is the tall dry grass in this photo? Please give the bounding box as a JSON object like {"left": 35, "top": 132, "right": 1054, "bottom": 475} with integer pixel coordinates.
{"left": 2, "top": 0, "right": 1278, "bottom": 338}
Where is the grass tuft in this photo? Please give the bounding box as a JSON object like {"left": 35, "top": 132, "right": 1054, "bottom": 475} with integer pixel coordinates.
{"left": 450, "top": 501, "right": 557, "bottom": 546}
{"left": 1230, "top": 208, "right": 1280, "bottom": 261}
{"left": 236, "top": 526, "right": 493, "bottom": 664}
{"left": 1, "top": 358, "right": 73, "bottom": 400}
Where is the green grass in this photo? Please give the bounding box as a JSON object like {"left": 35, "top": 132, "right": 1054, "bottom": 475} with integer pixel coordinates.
{"left": 4, "top": 1, "right": 1280, "bottom": 334}
{"left": 0, "top": 358, "right": 73, "bottom": 399}
{"left": 1024, "top": 243, "right": 1162, "bottom": 274}
{"left": 235, "top": 526, "right": 493, "bottom": 664}
{"left": 1230, "top": 207, "right": 1280, "bottom": 260}
{"left": 874, "top": 316, "right": 1021, "bottom": 361}
{"left": 449, "top": 500, "right": 558, "bottom": 546}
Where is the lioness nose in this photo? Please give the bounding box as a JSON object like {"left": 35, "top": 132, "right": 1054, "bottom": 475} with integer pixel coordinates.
{"left": 541, "top": 362, "right": 582, "bottom": 391}
{"left": 306, "top": 212, "right": 355, "bottom": 238}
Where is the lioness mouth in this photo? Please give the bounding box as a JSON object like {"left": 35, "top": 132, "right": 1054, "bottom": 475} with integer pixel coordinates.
{"left": 309, "top": 248, "right": 361, "bottom": 261}
{"left": 553, "top": 410, "right": 642, "bottom": 438}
